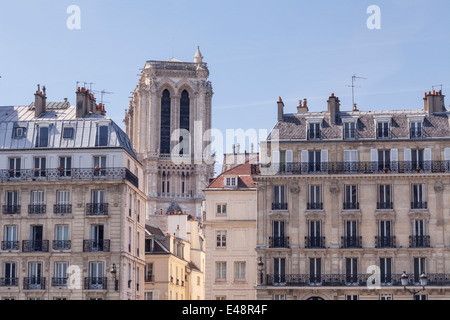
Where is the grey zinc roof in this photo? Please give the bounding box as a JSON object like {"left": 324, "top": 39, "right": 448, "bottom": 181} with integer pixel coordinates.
{"left": 0, "top": 104, "right": 137, "bottom": 159}
{"left": 269, "top": 110, "right": 450, "bottom": 140}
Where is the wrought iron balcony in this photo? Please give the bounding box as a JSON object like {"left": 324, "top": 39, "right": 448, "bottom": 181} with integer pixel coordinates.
{"left": 22, "top": 240, "right": 49, "bottom": 252}
{"left": 305, "top": 236, "right": 326, "bottom": 248}
{"left": 2, "top": 205, "right": 20, "bottom": 215}
{"left": 252, "top": 160, "right": 450, "bottom": 176}
{"left": 307, "top": 202, "right": 323, "bottom": 210}
{"left": 0, "top": 277, "right": 18, "bottom": 287}
{"left": 411, "top": 201, "right": 427, "bottom": 209}
{"left": 1, "top": 241, "right": 19, "bottom": 251}
{"left": 86, "top": 203, "right": 109, "bottom": 216}
{"left": 343, "top": 202, "right": 359, "bottom": 210}
{"left": 341, "top": 236, "right": 362, "bottom": 248}
{"left": 83, "top": 239, "right": 110, "bottom": 252}
{"left": 52, "top": 240, "right": 71, "bottom": 250}
{"left": 264, "top": 273, "right": 450, "bottom": 287}
{"left": 28, "top": 204, "right": 46, "bottom": 214}
{"left": 375, "top": 236, "right": 396, "bottom": 248}
{"left": 269, "top": 236, "right": 290, "bottom": 248}
{"left": 0, "top": 167, "right": 138, "bottom": 188}
{"left": 377, "top": 202, "right": 393, "bottom": 210}
{"left": 271, "top": 203, "right": 288, "bottom": 210}
{"left": 54, "top": 204, "right": 72, "bottom": 214}
{"left": 23, "top": 277, "right": 46, "bottom": 290}
{"left": 84, "top": 277, "right": 107, "bottom": 290}
{"left": 409, "top": 235, "right": 431, "bottom": 248}
{"left": 52, "top": 277, "right": 68, "bottom": 287}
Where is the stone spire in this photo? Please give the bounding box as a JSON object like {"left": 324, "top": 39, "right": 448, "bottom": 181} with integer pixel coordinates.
{"left": 194, "top": 46, "right": 203, "bottom": 63}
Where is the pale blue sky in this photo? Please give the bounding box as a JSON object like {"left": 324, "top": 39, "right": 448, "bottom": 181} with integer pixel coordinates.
{"left": 0, "top": 0, "right": 449, "bottom": 154}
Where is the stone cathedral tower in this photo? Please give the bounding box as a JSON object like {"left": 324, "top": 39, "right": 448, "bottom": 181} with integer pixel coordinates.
{"left": 124, "top": 48, "right": 214, "bottom": 219}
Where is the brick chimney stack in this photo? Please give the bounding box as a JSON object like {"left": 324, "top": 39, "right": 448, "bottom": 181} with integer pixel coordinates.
{"left": 34, "top": 84, "right": 47, "bottom": 118}
{"left": 327, "top": 93, "right": 340, "bottom": 124}
{"left": 277, "top": 96, "right": 284, "bottom": 121}
{"left": 424, "top": 90, "right": 445, "bottom": 114}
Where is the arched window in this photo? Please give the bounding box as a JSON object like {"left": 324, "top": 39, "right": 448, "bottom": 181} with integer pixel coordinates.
{"left": 160, "top": 89, "right": 171, "bottom": 154}
{"left": 179, "top": 90, "right": 190, "bottom": 155}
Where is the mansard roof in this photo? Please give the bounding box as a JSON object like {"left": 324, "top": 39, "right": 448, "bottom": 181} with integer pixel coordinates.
{"left": 0, "top": 104, "right": 138, "bottom": 159}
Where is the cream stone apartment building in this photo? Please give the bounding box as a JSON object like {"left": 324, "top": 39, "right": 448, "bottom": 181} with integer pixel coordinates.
{"left": 253, "top": 90, "right": 450, "bottom": 300}
{"left": 204, "top": 158, "right": 258, "bottom": 300}
{"left": 0, "top": 86, "right": 147, "bottom": 300}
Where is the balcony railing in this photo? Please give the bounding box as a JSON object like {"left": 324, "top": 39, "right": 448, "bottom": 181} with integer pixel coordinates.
{"left": 305, "top": 236, "right": 326, "bottom": 248}
{"left": 22, "top": 240, "right": 49, "bottom": 252}
{"left": 0, "top": 277, "right": 18, "bottom": 287}
{"left": 86, "top": 203, "right": 109, "bottom": 216}
{"left": 83, "top": 239, "right": 110, "bottom": 252}
{"left": 307, "top": 202, "right": 323, "bottom": 210}
{"left": 52, "top": 277, "right": 68, "bottom": 287}
{"left": 271, "top": 203, "right": 288, "bottom": 210}
{"left": 28, "top": 204, "right": 46, "bottom": 215}
{"left": 52, "top": 240, "right": 71, "bottom": 250}
{"left": 343, "top": 202, "right": 359, "bottom": 210}
{"left": 0, "top": 168, "right": 138, "bottom": 188}
{"left": 252, "top": 160, "right": 450, "bottom": 176}
{"left": 269, "top": 236, "right": 290, "bottom": 248}
{"left": 2, "top": 205, "right": 20, "bottom": 215}
{"left": 341, "top": 236, "right": 362, "bottom": 248}
{"left": 54, "top": 204, "right": 72, "bottom": 214}
{"left": 409, "top": 235, "right": 431, "bottom": 248}
{"left": 23, "top": 277, "right": 46, "bottom": 290}
{"left": 377, "top": 202, "right": 393, "bottom": 210}
{"left": 411, "top": 201, "right": 427, "bottom": 209}
{"left": 264, "top": 273, "right": 450, "bottom": 287}
{"left": 84, "top": 277, "right": 107, "bottom": 290}
{"left": 375, "top": 236, "right": 396, "bottom": 248}
{"left": 1, "top": 241, "right": 19, "bottom": 251}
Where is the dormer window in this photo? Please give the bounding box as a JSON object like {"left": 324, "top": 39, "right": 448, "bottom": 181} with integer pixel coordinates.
{"left": 307, "top": 120, "right": 322, "bottom": 140}
{"left": 376, "top": 120, "right": 391, "bottom": 139}
{"left": 410, "top": 121, "right": 423, "bottom": 139}
{"left": 95, "top": 125, "right": 108, "bottom": 146}
{"left": 342, "top": 118, "right": 358, "bottom": 140}
{"left": 63, "top": 126, "right": 74, "bottom": 139}
{"left": 35, "top": 125, "right": 49, "bottom": 147}
{"left": 225, "top": 176, "right": 237, "bottom": 187}
{"left": 13, "top": 127, "right": 26, "bottom": 139}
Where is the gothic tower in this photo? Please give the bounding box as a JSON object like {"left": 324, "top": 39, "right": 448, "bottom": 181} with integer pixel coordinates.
{"left": 124, "top": 48, "right": 214, "bottom": 219}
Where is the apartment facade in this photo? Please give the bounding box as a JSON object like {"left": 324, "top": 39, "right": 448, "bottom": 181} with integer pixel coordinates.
{"left": 253, "top": 90, "right": 450, "bottom": 300}
{"left": 0, "top": 86, "right": 147, "bottom": 300}
{"left": 204, "top": 160, "right": 258, "bottom": 300}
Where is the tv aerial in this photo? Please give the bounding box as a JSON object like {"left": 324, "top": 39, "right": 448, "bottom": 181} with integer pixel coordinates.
{"left": 347, "top": 74, "right": 367, "bottom": 110}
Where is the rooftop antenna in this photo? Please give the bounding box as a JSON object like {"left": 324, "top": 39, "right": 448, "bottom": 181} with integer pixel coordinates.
{"left": 432, "top": 84, "right": 443, "bottom": 92}
{"left": 93, "top": 89, "right": 114, "bottom": 104}
{"left": 347, "top": 74, "right": 367, "bottom": 110}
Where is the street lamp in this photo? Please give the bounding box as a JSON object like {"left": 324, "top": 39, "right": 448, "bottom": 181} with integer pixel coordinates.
{"left": 401, "top": 271, "right": 427, "bottom": 299}
{"left": 110, "top": 264, "right": 119, "bottom": 291}
{"left": 257, "top": 257, "right": 264, "bottom": 285}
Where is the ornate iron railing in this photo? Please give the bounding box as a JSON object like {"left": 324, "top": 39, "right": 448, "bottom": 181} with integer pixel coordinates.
{"left": 252, "top": 161, "right": 450, "bottom": 175}
{"left": 83, "top": 239, "right": 110, "bottom": 252}
{"left": 52, "top": 240, "right": 71, "bottom": 250}
{"left": 2, "top": 205, "right": 20, "bottom": 215}
{"left": 54, "top": 204, "right": 72, "bottom": 214}
{"left": 86, "top": 203, "right": 109, "bottom": 216}
{"left": 409, "top": 235, "right": 431, "bottom": 248}
{"left": 341, "top": 236, "right": 362, "bottom": 248}
{"left": 0, "top": 277, "right": 18, "bottom": 287}
{"left": 375, "top": 236, "right": 396, "bottom": 248}
{"left": 22, "top": 240, "right": 49, "bottom": 252}
{"left": 305, "top": 236, "right": 326, "bottom": 248}
{"left": 0, "top": 168, "right": 138, "bottom": 187}
{"left": 265, "top": 273, "right": 450, "bottom": 287}
{"left": 84, "top": 277, "right": 107, "bottom": 290}
{"left": 1, "top": 241, "right": 19, "bottom": 251}
{"left": 52, "top": 277, "right": 68, "bottom": 287}
{"left": 23, "top": 277, "right": 46, "bottom": 290}
{"left": 28, "top": 205, "right": 46, "bottom": 215}
{"left": 269, "top": 236, "right": 290, "bottom": 248}
{"left": 271, "top": 203, "right": 288, "bottom": 210}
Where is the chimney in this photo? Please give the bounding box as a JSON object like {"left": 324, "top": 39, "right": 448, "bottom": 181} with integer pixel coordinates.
{"left": 424, "top": 89, "right": 445, "bottom": 114}
{"left": 277, "top": 96, "right": 284, "bottom": 121}
{"left": 34, "top": 84, "right": 47, "bottom": 117}
{"left": 76, "top": 87, "right": 89, "bottom": 118}
{"left": 297, "top": 98, "right": 309, "bottom": 113}
{"left": 327, "top": 93, "right": 340, "bottom": 124}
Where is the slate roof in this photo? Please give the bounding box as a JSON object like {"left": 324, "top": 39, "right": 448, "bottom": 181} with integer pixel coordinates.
{"left": 207, "top": 162, "right": 257, "bottom": 189}
{"left": 0, "top": 104, "right": 138, "bottom": 159}
{"left": 270, "top": 110, "right": 450, "bottom": 141}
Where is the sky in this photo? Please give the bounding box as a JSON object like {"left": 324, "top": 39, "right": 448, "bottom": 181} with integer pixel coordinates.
{"left": 0, "top": 0, "right": 450, "bottom": 158}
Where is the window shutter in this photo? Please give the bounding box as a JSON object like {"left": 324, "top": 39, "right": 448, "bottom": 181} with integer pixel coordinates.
{"left": 285, "top": 150, "right": 293, "bottom": 172}
{"left": 321, "top": 150, "right": 328, "bottom": 172}
{"left": 390, "top": 149, "right": 398, "bottom": 172}
{"left": 301, "top": 150, "right": 308, "bottom": 173}
{"left": 424, "top": 148, "right": 432, "bottom": 172}
{"left": 272, "top": 150, "right": 280, "bottom": 173}
{"left": 404, "top": 148, "right": 412, "bottom": 171}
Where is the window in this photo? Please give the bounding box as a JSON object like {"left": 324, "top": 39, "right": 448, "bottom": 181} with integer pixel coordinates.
{"left": 344, "top": 221, "right": 359, "bottom": 248}
{"left": 344, "top": 185, "right": 358, "bottom": 209}
{"left": 8, "top": 158, "right": 21, "bottom": 178}
{"left": 410, "top": 121, "right": 422, "bottom": 138}
{"left": 225, "top": 177, "right": 237, "bottom": 187}
{"left": 308, "top": 185, "right": 322, "bottom": 210}
{"left": 54, "top": 225, "right": 70, "bottom": 250}
{"left": 89, "top": 225, "right": 105, "bottom": 252}
{"left": 308, "top": 122, "right": 321, "bottom": 140}
{"left": 380, "top": 258, "right": 392, "bottom": 284}
{"left": 234, "top": 262, "right": 246, "bottom": 281}
{"left": 378, "top": 150, "right": 390, "bottom": 171}
{"left": 13, "top": 127, "right": 26, "bottom": 139}
{"left": 411, "top": 220, "right": 428, "bottom": 247}
{"left": 376, "top": 121, "right": 390, "bottom": 139}
{"left": 145, "top": 263, "right": 154, "bottom": 282}
{"left": 216, "top": 204, "right": 227, "bottom": 215}
{"left": 378, "top": 185, "right": 392, "bottom": 209}
{"left": 30, "top": 190, "right": 45, "bottom": 214}
{"left": 179, "top": 90, "right": 190, "bottom": 155}
{"left": 271, "top": 221, "right": 286, "bottom": 248}
{"left": 346, "top": 295, "right": 358, "bottom": 300}
{"left": 344, "top": 150, "right": 358, "bottom": 172}
{"left": 3, "top": 262, "right": 17, "bottom": 286}
{"left": 55, "top": 190, "right": 71, "bottom": 214}
{"left": 273, "top": 258, "right": 286, "bottom": 284}
{"left": 411, "top": 184, "right": 426, "bottom": 209}
{"left": 379, "top": 294, "right": 393, "bottom": 300}
{"left": 216, "top": 262, "right": 227, "bottom": 280}
{"left": 59, "top": 157, "right": 72, "bottom": 177}
{"left": 309, "top": 258, "right": 322, "bottom": 284}
{"left": 343, "top": 121, "right": 356, "bottom": 140}
{"left": 5, "top": 191, "right": 19, "bottom": 214}
{"left": 308, "top": 151, "right": 321, "bottom": 172}
{"left": 93, "top": 156, "right": 106, "bottom": 176}
{"left": 27, "top": 262, "right": 43, "bottom": 290}
{"left": 33, "top": 157, "right": 46, "bottom": 177}
{"left": 145, "top": 290, "right": 159, "bottom": 300}
{"left": 415, "top": 294, "right": 428, "bottom": 300}
{"left": 307, "top": 220, "right": 322, "bottom": 248}
{"left": 273, "top": 185, "right": 287, "bottom": 210}
{"left": 273, "top": 295, "right": 286, "bottom": 300}
{"left": 160, "top": 89, "right": 171, "bottom": 154}
{"left": 345, "top": 258, "right": 358, "bottom": 284}
{"left": 88, "top": 262, "right": 105, "bottom": 290}
{"left": 3, "top": 225, "right": 18, "bottom": 250}
{"left": 36, "top": 126, "right": 49, "bottom": 147}
{"left": 377, "top": 220, "right": 393, "bottom": 248}
{"left": 95, "top": 125, "right": 108, "bottom": 147}
{"left": 216, "top": 231, "right": 227, "bottom": 248}
{"left": 413, "top": 258, "right": 426, "bottom": 284}
{"left": 54, "top": 262, "right": 68, "bottom": 286}
{"left": 62, "top": 127, "right": 74, "bottom": 139}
